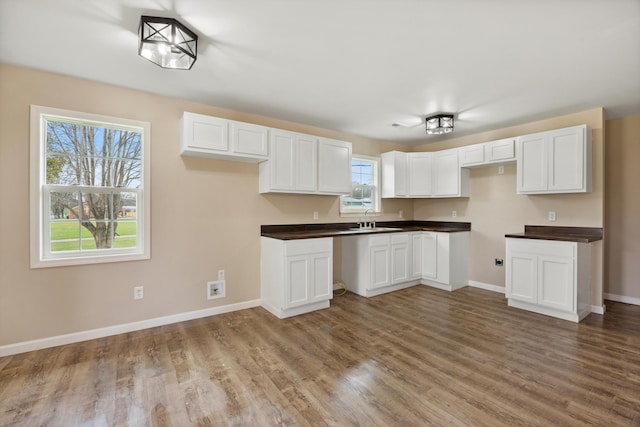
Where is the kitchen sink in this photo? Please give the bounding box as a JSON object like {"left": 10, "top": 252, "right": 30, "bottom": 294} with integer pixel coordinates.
{"left": 348, "top": 227, "right": 403, "bottom": 232}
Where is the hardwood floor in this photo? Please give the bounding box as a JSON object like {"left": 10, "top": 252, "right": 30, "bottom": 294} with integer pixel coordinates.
{"left": 1, "top": 286, "right": 639, "bottom": 426}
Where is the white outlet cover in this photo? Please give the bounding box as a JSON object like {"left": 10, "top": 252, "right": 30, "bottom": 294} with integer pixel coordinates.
{"left": 548, "top": 211, "right": 557, "bottom": 221}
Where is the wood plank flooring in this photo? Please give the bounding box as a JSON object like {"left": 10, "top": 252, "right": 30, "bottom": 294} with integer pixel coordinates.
{"left": 1, "top": 286, "right": 639, "bottom": 426}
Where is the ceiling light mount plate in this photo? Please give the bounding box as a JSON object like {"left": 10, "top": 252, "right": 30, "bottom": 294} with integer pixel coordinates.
{"left": 138, "top": 15, "right": 198, "bottom": 70}
{"left": 425, "top": 114, "right": 454, "bottom": 135}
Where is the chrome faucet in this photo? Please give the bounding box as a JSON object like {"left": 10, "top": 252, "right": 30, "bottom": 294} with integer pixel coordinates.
{"left": 360, "top": 209, "right": 375, "bottom": 229}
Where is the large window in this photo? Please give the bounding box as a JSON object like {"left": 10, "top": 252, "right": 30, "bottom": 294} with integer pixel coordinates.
{"left": 340, "top": 155, "right": 381, "bottom": 215}
{"left": 30, "top": 105, "right": 150, "bottom": 268}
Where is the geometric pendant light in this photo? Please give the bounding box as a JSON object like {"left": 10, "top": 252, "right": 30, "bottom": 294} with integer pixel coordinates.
{"left": 138, "top": 16, "right": 198, "bottom": 70}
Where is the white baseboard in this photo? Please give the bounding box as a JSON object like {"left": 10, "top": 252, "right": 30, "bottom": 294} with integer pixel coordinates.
{"left": 604, "top": 293, "right": 640, "bottom": 306}
{"left": 468, "top": 280, "right": 505, "bottom": 294}
{"left": 590, "top": 305, "right": 606, "bottom": 315}
{"left": 0, "top": 299, "right": 261, "bottom": 358}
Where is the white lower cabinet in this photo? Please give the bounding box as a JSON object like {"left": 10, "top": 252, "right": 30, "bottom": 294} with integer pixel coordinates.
{"left": 417, "top": 231, "right": 469, "bottom": 291}
{"left": 342, "top": 233, "right": 418, "bottom": 297}
{"left": 342, "top": 231, "right": 469, "bottom": 297}
{"left": 261, "top": 237, "right": 333, "bottom": 318}
{"left": 506, "top": 238, "right": 591, "bottom": 322}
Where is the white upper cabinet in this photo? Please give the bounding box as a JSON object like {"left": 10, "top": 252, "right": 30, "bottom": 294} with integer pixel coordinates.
{"left": 229, "top": 121, "right": 269, "bottom": 158}
{"left": 180, "top": 112, "right": 269, "bottom": 162}
{"left": 260, "top": 130, "right": 316, "bottom": 193}
{"left": 381, "top": 151, "right": 408, "bottom": 198}
{"left": 516, "top": 125, "right": 591, "bottom": 194}
{"left": 433, "top": 149, "right": 469, "bottom": 197}
{"left": 382, "top": 150, "right": 467, "bottom": 198}
{"left": 407, "top": 153, "right": 432, "bottom": 196}
{"left": 259, "top": 131, "right": 352, "bottom": 195}
{"left": 317, "top": 138, "right": 352, "bottom": 195}
{"left": 460, "top": 138, "right": 515, "bottom": 168}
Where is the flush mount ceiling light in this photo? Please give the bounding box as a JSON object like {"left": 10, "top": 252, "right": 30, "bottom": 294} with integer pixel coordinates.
{"left": 138, "top": 16, "right": 198, "bottom": 70}
{"left": 425, "top": 114, "right": 454, "bottom": 135}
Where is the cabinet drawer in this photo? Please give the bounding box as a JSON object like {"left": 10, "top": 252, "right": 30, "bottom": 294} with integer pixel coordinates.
{"left": 507, "top": 238, "right": 575, "bottom": 258}
{"left": 460, "top": 144, "right": 485, "bottom": 166}
{"left": 369, "top": 235, "right": 391, "bottom": 247}
{"left": 487, "top": 138, "right": 515, "bottom": 161}
{"left": 284, "top": 238, "right": 332, "bottom": 256}
{"left": 391, "top": 233, "right": 409, "bottom": 244}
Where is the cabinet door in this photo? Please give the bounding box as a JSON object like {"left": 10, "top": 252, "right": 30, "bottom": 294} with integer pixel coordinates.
{"left": 295, "top": 134, "right": 317, "bottom": 192}
{"left": 421, "top": 232, "right": 437, "bottom": 279}
{"left": 432, "top": 149, "right": 460, "bottom": 196}
{"left": 408, "top": 153, "right": 432, "bottom": 196}
{"left": 391, "top": 234, "right": 410, "bottom": 284}
{"left": 310, "top": 252, "right": 332, "bottom": 302}
{"left": 460, "top": 144, "right": 485, "bottom": 166}
{"left": 487, "top": 138, "right": 515, "bottom": 162}
{"left": 269, "top": 130, "right": 296, "bottom": 190}
{"left": 516, "top": 133, "right": 547, "bottom": 193}
{"left": 369, "top": 244, "right": 391, "bottom": 289}
{"left": 230, "top": 121, "right": 269, "bottom": 158}
{"left": 411, "top": 233, "right": 423, "bottom": 278}
{"left": 317, "top": 138, "right": 352, "bottom": 194}
{"left": 538, "top": 255, "right": 574, "bottom": 312}
{"left": 285, "top": 255, "right": 311, "bottom": 308}
{"left": 548, "top": 127, "right": 585, "bottom": 192}
{"left": 506, "top": 252, "right": 537, "bottom": 304}
{"left": 182, "top": 112, "right": 228, "bottom": 152}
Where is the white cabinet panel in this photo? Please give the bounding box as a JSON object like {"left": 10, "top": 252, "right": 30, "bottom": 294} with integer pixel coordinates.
{"left": 381, "top": 151, "right": 407, "bottom": 198}
{"left": 181, "top": 112, "right": 268, "bottom": 162}
{"left": 516, "top": 125, "right": 591, "bottom": 194}
{"left": 295, "top": 135, "right": 317, "bottom": 192}
{"left": 506, "top": 237, "right": 590, "bottom": 322}
{"left": 517, "top": 133, "right": 547, "bottom": 193}
{"left": 181, "top": 113, "right": 228, "bottom": 153}
{"left": 260, "top": 130, "right": 317, "bottom": 193}
{"left": 230, "top": 121, "right": 269, "bottom": 158}
{"left": 261, "top": 237, "right": 333, "bottom": 319}
{"left": 391, "top": 233, "right": 410, "bottom": 284}
{"left": 407, "top": 153, "right": 432, "bottom": 196}
{"left": 421, "top": 232, "right": 438, "bottom": 279}
{"left": 382, "top": 149, "right": 467, "bottom": 198}
{"left": 459, "top": 143, "right": 485, "bottom": 166}
{"left": 548, "top": 129, "right": 585, "bottom": 192}
{"left": 487, "top": 138, "right": 515, "bottom": 162}
{"left": 433, "top": 149, "right": 467, "bottom": 197}
{"left": 506, "top": 252, "right": 537, "bottom": 304}
{"left": 538, "top": 255, "right": 574, "bottom": 312}
{"left": 460, "top": 138, "right": 515, "bottom": 168}
{"left": 317, "top": 138, "right": 352, "bottom": 194}
{"left": 370, "top": 244, "right": 391, "bottom": 289}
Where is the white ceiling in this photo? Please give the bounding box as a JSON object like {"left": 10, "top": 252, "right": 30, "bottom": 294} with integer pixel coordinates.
{"left": 1, "top": 0, "right": 639, "bottom": 145}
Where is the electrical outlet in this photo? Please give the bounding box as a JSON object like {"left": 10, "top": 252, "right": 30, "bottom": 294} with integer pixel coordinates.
{"left": 452, "top": 210, "right": 457, "bottom": 218}
{"left": 218, "top": 269, "right": 225, "bottom": 280}
{"left": 495, "top": 258, "right": 504, "bottom": 267}
{"left": 498, "top": 165, "right": 504, "bottom": 175}
{"left": 399, "top": 210, "right": 403, "bottom": 218}
{"left": 548, "top": 211, "right": 557, "bottom": 221}
{"left": 313, "top": 211, "right": 318, "bottom": 220}
{"left": 207, "top": 280, "right": 226, "bottom": 300}
{"left": 133, "top": 286, "right": 144, "bottom": 300}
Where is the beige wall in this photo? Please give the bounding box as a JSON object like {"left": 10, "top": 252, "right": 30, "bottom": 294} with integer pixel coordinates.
{"left": 0, "top": 64, "right": 413, "bottom": 347}
{"left": 411, "top": 109, "right": 605, "bottom": 306}
{"left": 605, "top": 114, "right": 640, "bottom": 300}
{"left": 0, "top": 63, "right": 623, "bottom": 349}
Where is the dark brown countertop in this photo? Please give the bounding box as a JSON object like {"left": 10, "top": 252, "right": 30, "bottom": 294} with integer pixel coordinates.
{"left": 262, "top": 221, "right": 471, "bottom": 240}
{"left": 505, "top": 225, "right": 603, "bottom": 243}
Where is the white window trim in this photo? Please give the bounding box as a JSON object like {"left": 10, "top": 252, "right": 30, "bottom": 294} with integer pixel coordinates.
{"left": 340, "top": 154, "right": 381, "bottom": 217}
{"left": 30, "top": 105, "right": 151, "bottom": 268}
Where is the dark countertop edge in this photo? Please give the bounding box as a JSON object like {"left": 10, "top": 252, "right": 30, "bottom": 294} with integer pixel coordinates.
{"left": 505, "top": 226, "right": 603, "bottom": 243}
{"left": 261, "top": 221, "right": 471, "bottom": 240}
